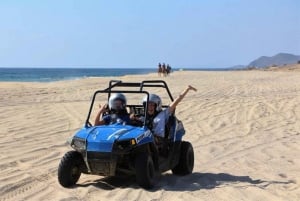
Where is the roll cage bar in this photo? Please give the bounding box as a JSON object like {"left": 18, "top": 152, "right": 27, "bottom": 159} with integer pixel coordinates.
{"left": 85, "top": 80, "right": 174, "bottom": 127}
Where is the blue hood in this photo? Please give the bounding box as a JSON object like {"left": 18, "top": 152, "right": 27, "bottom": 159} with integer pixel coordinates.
{"left": 74, "top": 125, "right": 146, "bottom": 152}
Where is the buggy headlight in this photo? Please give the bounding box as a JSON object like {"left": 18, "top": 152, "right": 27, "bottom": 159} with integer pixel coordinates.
{"left": 130, "top": 139, "right": 136, "bottom": 145}
{"left": 71, "top": 137, "right": 86, "bottom": 151}
{"left": 115, "top": 139, "right": 136, "bottom": 150}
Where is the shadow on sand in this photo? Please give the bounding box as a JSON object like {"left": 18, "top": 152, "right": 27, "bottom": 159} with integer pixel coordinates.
{"left": 76, "top": 172, "right": 295, "bottom": 191}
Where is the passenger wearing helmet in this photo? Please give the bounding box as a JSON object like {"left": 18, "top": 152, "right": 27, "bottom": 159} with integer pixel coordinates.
{"left": 94, "top": 93, "right": 130, "bottom": 126}
{"left": 137, "top": 85, "right": 197, "bottom": 138}
{"left": 140, "top": 94, "right": 163, "bottom": 131}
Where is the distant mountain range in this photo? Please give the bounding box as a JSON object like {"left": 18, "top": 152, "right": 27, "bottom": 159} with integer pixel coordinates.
{"left": 230, "top": 53, "right": 300, "bottom": 69}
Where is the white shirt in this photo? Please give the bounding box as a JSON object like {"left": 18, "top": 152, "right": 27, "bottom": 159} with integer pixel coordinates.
{"left": 152, "top": 107, "right": 171, "bottom": 138}
{"left": 138, "top": 107, "right": 172, "bottom": 137}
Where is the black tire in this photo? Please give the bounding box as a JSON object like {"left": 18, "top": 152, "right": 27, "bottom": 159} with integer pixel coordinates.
{"left": 58, "top": 151, "right": 85, "bottom": 187}
{"left": 172, "top": 141, "right": 194, "bottom": 175}
{"left": 135, "top": 152, "right": 156, "bottom": 189}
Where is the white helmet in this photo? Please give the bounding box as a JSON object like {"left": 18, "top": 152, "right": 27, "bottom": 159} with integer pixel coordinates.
{"left": 143, "top": 94, "right": 162, "bottom": 112}
{"left": 109, "top": 93, "right": 127, "bottom": 111}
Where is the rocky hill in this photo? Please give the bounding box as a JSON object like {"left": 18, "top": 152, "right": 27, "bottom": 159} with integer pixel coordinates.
{"left": 248, "top": 53, "right": 300, "bottom": 68}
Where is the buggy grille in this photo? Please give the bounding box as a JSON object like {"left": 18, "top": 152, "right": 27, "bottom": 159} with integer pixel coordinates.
{"left": 87, "top": 151, "right": 117, "bottom": 176}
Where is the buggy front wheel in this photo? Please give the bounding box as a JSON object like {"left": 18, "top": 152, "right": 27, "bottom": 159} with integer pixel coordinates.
{"left": 135, "top": 153, "right": 156, "bottom": 189}
{"left": 58, "top": 151, "right": 85, "bottom": 187}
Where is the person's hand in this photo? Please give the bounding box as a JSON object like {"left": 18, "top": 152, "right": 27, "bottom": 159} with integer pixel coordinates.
{"left": 188, "top": 85, "right": 197, "bottom": 92}
{"left": 130, "top": 113, "right": 141, "bottom": 120}
{"left": 130, "top": 113, "right": 136, "bottom": 119}
{"left": 98, "top": 103, "right": 108, "bottom": 113}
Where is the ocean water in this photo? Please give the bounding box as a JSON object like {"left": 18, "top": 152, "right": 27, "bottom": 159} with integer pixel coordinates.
{"left": 0, "top": 68, "right": 158, "bottom": 82}
{"left": 0, "top": 67, "right": 229, "bottom": 82}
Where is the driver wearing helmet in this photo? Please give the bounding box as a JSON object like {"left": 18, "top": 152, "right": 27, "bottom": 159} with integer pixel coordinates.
{"left": 94, "top": 93, "right": 130, "bottom": 126}
{"left": 136, "top": 85, "right": 197, "bottom": 139}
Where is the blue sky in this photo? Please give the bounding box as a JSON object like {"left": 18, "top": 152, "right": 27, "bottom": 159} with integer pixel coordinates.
{"left": 0, "top": 0, "right": 299, "bottom": 68}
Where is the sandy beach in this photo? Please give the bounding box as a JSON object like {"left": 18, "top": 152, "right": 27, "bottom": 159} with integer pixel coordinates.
{"left": 0, "top": 70, "right": 299, "bottom": 201}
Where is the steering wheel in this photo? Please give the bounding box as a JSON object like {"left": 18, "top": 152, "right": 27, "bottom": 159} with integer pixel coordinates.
{"left": 130, "top": 114, "right": 144, "bottom": 127}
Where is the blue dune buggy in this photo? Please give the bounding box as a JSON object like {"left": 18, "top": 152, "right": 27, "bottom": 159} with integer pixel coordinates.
{"left": 58, "top": 80, "right": 194, "bottom": 189}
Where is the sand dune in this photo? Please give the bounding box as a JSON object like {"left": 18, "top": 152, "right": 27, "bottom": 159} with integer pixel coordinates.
{"left": 0, "top": 71, "right": 299, "bottom": 201}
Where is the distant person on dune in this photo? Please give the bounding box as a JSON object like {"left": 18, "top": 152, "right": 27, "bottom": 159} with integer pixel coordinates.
{"left": 166, "top": 64, "right": 172, "bottom": 75}
{"left": 162, "top": 63, "right": 167, "bottom": 77}
{"left": 158, "top": 63, "right": 162, "bottom": 77}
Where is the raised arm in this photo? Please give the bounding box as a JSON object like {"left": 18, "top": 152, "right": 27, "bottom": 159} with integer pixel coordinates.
{"left": 169, "top": 85, "right": 197, "bottom": 113}
{"left": 94, "top": 103, "right": 108, "bottom": 126}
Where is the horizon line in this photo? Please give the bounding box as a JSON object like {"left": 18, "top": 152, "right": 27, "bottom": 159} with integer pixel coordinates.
{"left": 0, "top": 66, "right": 229, "bottom": 69}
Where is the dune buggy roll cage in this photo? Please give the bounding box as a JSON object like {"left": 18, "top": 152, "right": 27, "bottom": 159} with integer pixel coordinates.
{"left": 85, "top": 80, "right": 174, "bottom": 127}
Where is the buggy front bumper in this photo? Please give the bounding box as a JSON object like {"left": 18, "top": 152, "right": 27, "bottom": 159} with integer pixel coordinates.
{"left": 86, "top": 152, "right": 117, "bottom": 176}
